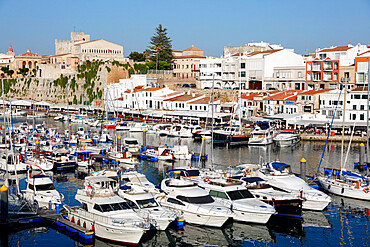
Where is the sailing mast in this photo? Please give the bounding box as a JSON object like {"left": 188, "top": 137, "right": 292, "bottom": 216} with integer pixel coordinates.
{"left": 210, "top": 73, "right": 215, "bottom": 169}
{"left": 367, "top": 60, "right": 370, "bottom": 175}
{"left": 1, "top": 79, "right": 8, "bottom": 187}
{"left": 340, "top": 74, "right": 348, "bottom": 173}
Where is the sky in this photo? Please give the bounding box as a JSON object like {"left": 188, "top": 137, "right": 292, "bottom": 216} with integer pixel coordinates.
{"left": 1, "top": 0, "right": 369, "bottom": 57}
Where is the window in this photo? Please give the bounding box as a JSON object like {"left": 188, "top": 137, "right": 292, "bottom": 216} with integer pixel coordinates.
{"left": 313, "top": 62, "right": 321, "bottom": 71}
{"left": 137, "top": 198, "right": 158, "bottom": 209}
{"left": 307, "top": 73, "right": 311, "bottom": 81}
{"left": 176, "top": 195, "right": 215, "bottom": 204}
{"left": 353, "top": 105, "right": 357, "bottom": 110}
{"left": 354, "top": 95, "right": 361, "bottom": 99}
{"left": 241, "top": 63, "right": 245, "bottom": 69}
{"left": 313, "top": 72, "right": 321, "bottom": 81}
{"left": 298, "top": 72, "right": 302, "bottom": 78}
{"left": 81, "top": 203, "right": 88, "bottom": 211}
{"left": 307, "top": 63, "right": 312, "bottom": 71}
{"left": 35, "top": 183, "right": 55, "bottom": 191}
{"left": 209, "top": 190, "right": 228, "bottom": 199}
{"left": 126, "top": 200, "right": 138, "bottom": 209}
{"left": 319, "top": 54, "right": 327, "bottom": 60}
{"left": 362, "top": 95, "right": 368, "bottom": 99}
{"left": 361, "top": 105, "right": 365, "bottom": 110}
{"left": 226, "top": 190, "right": 254, "bottom": 200}
{"left": 353, "top": 114, "right": 357, "bottom": 120}
{"left": 333, "top": 72, "right": 338, "bottom": 81}
{"left": 167, "top": 198, "right": 185, "bottom": 206}
{"left": 360, "top": 114, "right": 365, "bottom": 120}
{"left": 334, "top": 62, "right": 338, "bottom": 70}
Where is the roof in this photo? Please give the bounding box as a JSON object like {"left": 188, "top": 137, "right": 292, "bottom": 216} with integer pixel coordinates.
{"left": 183, "top": 46, "right": 203, "bottom": 52}
{"left": 241, "top": 93, "right": 260, "bottom": 100}
{"left": 124, "top": 86, "right": 145, "bottom": 93}
{"left": 49, "top": 53, "right": 72, "bottom": 57}
{"left": 173, "top": 55, "right": 206, "bottom": 59}
{"left": 358, "top": 50, "right": 370, "bottom": 57}
{"left": 141, "top": 87, "right": 162, "bottom": 92}
{"left": 247, "top": 49, "right": 282, "bottom": 57}
{"left": 284, "top": 95, "right": 298, "bottom": 102}
{"left": 264, "top": 90, "right": 302, "bottom": 100}
{"left": 162, "top": 92, "right": 183, "bottom": 98}
{"left": 351, "top": 86, "right": 368, "bottom": 92}
{"left": 318, "top": 46, "right": 352, "bottom": 53}
{"left": 231, "top": 53, "right": 245, "bottom": 57}
{"left": 188, "top": 97, "right": 210, "bottom": 104}
{"left": 172, "top": 49, "right": 182, "bottom": 53}
{"left": 164, "top": 94, "right": 203, "bottom": 102}
{"left": 299, "top": 89, "right": 333, "bottom": 95}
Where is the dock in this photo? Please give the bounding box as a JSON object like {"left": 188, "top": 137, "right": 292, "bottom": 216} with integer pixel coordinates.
{"left": 300, "top": 134, "right": 367, "bottom": 143}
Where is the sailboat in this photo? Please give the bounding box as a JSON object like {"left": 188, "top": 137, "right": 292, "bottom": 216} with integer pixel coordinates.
{"left": 317, "top": 78, "right": 370, "bottom": 200}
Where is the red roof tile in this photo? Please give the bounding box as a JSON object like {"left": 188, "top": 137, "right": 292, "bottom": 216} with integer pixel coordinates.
{"left": 247, "top": 49, "right": 282, "bottom": 57}
{"left": 188, "top": 97, "right": 210, "bottom": 104}
{"left": 299, "top": 89, "right": 334, "bottom": 95}
{"left": 183, "top": 46, "right": 203, "bottom": 52}
{"left": 264, "top": 90, "right": 302, "bottom": 100}
{"left": 164, "top": 94, "right": 203, "bottom": 102}
{"left": 241, "top": 93, "right": 260, "bottom": 100}
{"left": 318, "top": 46, "right": 352, "bottom": 53}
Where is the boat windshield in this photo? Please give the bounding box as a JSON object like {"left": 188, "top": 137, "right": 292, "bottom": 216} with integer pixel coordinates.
{"left": 94, "top": 202, "right": 131, "bottom": 212}
{"left": 126, "top": 140, "right": 138, "bottom": 145}
{"left": 176, "top": 195, "right": 214, "bottom": 204}
{"left": 35, "top": 183, "right": 55, "bottom": 191}
{"left": 137, "top": 198, "right": 158, "bottom": 209}
{"left": 130, "top": 176, "right": 149, "bottom": 184}
{"left": 227, "top": 189, "right": 254, "bottom": 200}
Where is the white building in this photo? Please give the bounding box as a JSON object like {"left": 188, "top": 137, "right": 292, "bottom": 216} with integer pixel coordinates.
{"left": 199, "top": 57, "right": 223, "bottom": 89}
{"left": 315, "top": 44, "right": 369, "bottom": 66}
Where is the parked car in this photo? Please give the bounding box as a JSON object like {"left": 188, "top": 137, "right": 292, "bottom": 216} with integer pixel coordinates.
{"left": 182, "top": 84, "right": 190, "bottom": 87}
{"left": 189, "top": 84, "right": 196, "bottom": 88}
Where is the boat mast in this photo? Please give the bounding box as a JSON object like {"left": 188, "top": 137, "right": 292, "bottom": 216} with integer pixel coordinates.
{"left": 239, "top": 53, "right": 242, "bottom": 131}
{"left": 367, "top": 60, "right": 370, "bottom": 174}
{"left": 32, "top": 88, "right": 35, "bottom": 132}
{"left": 340, "top": 74, "right": 348, "bottom": 172}
{"left": 1, "top": 79, "right": 8, "bottom": 186}
{"left": 211, "top": 73, "right": 215, "bottom": 169}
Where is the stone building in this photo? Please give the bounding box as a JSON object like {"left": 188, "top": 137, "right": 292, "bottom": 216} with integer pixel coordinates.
{"left": 55, "top": 32, "right": 127, "bottom": 62}
{"left": 172, "top": 45, "right": 205, "bottom": 79}
{"left": 223, "top": 41, "right": 283, "bottom": 57}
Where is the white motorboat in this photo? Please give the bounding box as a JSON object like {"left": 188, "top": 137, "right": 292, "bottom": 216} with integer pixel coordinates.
{"left": 170, "top": 145, "right": 192, "bottom": 160}
{"left": 145, "top": 146, "right": 173, "bottom": 161}
{"left": 248, "top": 129, "right": 274, "bottom": 146}
{"left": 167, "top": 124, "right": 183, "bottom": 137}
{"left": 21, "top": 170, "right": 64, "bottom": 209}
{"left": 129, "top": 122, "right": 148, "bottom": 132}
{"left": 77, "top": 127, "right": 85, "bottom": 136}
{"left": 106, "top": 151, "right": 138, "bottom": 168}
{"left": 198, "top": 178, "right": 275, "bottom": 224}
{"left": 66, "top": 176, "right": 150, "bottom": 245}
{"left": 121, "top": 171, "right": 158, "bottom": 194}
{"left": 258, "top": 162, "right": 331, "bottom": 211}
{"left": 25, "top": 157, "right": 54, "bottom": 171}
{"left": 123, "top": 138, "right": 141, "bottom": 153}
{"left": 119, "top": 185, "right": 177, "bottom": 230}
{"left": 99, "top": 129, "right": 112, "bottom": 143}
{"left": 273, "top": 129, "right": 301, "bottom": 147}
{"left": 157, "top": 173, "right": 232, "bottom": 227}
{"left": 179, "top": 125, "right": 193, "bottom": 138}
{"left": 116, "top": 122, "right": 130, "bottom": 131}
{"left": 153, "top": 124, "right": 172, "bottom": 136}
{"left": 318, "top": 168, "right": 370, "bottom": 201}
{"left": 0, "top": 151, "right": 27, "bottom": 173}
{"left": 234, "top": 164, "right": 303, "bottom": 218}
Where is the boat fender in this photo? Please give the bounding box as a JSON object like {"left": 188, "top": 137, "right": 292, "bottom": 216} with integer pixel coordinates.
{"left": 365, "top": 208, "right": 370, "bottom": 216}
{"left": 226, "top": 177, "right": 232, "bottom": 182}
{"left": 364, "top": 187, "right": 369, "bottom": 193}
{"left": 77, "top": 219, "right": 80, "bottom": 226}
{"left": 204, "top": 177, "right": 209, "bottom": 183}
{"left": 83, "top": 222, "right": 86, "bottom": 228}
{"left": 71, "top": 216, "right": 75, "bottom": 223}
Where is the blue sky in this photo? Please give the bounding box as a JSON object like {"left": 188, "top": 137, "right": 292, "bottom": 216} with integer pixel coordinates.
{"left": 1, "top": 0, "right": 369, "bottom": 57}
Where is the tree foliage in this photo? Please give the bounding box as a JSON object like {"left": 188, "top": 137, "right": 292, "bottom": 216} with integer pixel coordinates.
{"left": 129, "top": 51, "right": 146, "bottom": 62}
{"left": 146, "top": 61, "right": 171, "bottom": 70}
{"left": 149, "top": 24, "right": 173, "bottom": 64}
{"left": 17, "top": 68, "right": 29, "bottom": 77}
{"left": 1, "top": 67, "right": 14, "bottom": 77}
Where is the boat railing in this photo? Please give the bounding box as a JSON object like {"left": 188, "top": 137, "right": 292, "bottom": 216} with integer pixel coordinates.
{"left": 71, "top": 207, "right": 150, "bottom": 229}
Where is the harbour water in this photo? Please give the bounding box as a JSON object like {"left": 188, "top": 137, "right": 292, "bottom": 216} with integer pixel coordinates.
{"left": 2, "top": 119, "right": 370, "bottom": 246}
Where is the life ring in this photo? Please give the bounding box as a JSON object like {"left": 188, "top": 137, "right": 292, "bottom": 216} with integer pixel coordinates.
{"left": 226, "top": 177, "right": 232, "bottom": 183}
{"left": 365, "top": 208, "right": 370, "bottom": 216}
{"left": 364, "top": 187, "right": 369, "bottom": 193}
{"left": 204, "top": 177, "right": 210, "bottom": 183}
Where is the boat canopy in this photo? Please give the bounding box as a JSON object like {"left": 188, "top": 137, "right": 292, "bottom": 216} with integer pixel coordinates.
{"left": 242, "top": 177, "right": 264, "bottom": 183}
{"left": 269, "top": 162, "right": 292, "bottom": 173}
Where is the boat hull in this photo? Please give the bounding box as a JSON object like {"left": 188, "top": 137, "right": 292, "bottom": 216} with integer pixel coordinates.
{"left": 232, "top": 210, "right": 273, "bottom": 224}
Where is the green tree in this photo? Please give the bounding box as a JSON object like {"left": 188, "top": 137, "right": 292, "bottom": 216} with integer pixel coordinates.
{"left": 145, "top": 61, "right": 171, "bottom": 70}
{"left": 128, "top": 51, "right": 145, "bottom": 62}
{"left": 17, "top": 68, "right": 29, "bottom": 77}
{"left": 149, "top": 24, "right": 173, "bottom": 65}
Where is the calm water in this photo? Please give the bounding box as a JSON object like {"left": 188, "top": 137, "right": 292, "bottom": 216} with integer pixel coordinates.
{"left": 2, "top": 118, "right": 370, "bottom": 246}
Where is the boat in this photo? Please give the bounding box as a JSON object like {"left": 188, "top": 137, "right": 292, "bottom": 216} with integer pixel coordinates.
{"left": 144, "top": 146, "right": 173, "bottom": 161}
{"left": 121, "top": 171, "right": 158, "bottom": 194}
{"left": 44, "top": 149, "right": 77, "bottom": 170}
{"left": 273, "top": 129, "right": 301, "bottom": 147}
{"left": 213, "top": 127, "right": 250, "bottom": 146}
{"left": 25, "top": 157, "right": 54, "bottom": 171}
{"left": 156, "top": 172, "right": 232, "bottom": 227}
{"left": 318, "top": 168, "right": 370, "bottom": 201}
{"left": 169, "top": 145, "right": 192, "bottom": 160}
{"left": 248, "top": 129, "right": 274, "bottom": 146}
{"left": 167, "top": 124, "right": 183, "bottom": 137}
{"left": 0, "top": 151, "right": 28, "bottom": 173}
{"left": 198, "top": 178, "right": 276, "bottom": 224}
{"left": 235, "top": 164, "right": 303, "bottom": 218}
{"left": 258, "top": 162, "right": 331, "bottom": 211}
{"left": 123, "top": 138, "right": 141, "bottom": 153}
{"left": 129, "top": 122, "right": 148, "bottom": 132}
{"left": 105, "top": 151, "right": 138, "bottom": 168}
{"left": 21, "top": 169, "right": 64, "bottom": 209}
{"left": 116, "top": 122, "right": 130, "bottom": 131}
{"left": 65, "top": 176, "right": 150, "bottom": 245}
{"left": 153, "top": 124, "right": 172, "bottom": 136}
{"left": 118, "top": 185, "right": 177, "bottom": 230}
